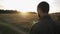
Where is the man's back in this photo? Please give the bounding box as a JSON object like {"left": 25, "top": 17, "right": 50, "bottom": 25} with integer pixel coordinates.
{"left": 30, "top": 15, "right": 55, "bottom": 34}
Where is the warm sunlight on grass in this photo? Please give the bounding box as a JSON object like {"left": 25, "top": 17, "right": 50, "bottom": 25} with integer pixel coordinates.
{"left": 18, "top": 11, "right": 28, "bottom": 15}
{"left": 18, "top": 11, "right": 30, "bottom": 14}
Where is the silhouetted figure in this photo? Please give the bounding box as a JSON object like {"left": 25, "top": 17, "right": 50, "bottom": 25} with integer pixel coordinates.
{"left": 30, "top": 1, "right": 55, "bottom": 34}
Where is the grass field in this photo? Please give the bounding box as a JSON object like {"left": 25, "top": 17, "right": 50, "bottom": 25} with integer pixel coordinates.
{"left": 0, "top": 12, "right": 60, "bottom": 34}
{"left": 0, "top": 13, "right": 38, "bottom": 34}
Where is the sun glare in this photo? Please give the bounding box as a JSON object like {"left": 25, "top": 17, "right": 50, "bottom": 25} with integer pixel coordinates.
{"left": 21, "top": 11, "right": 27, "bottom": 14}
{"left": 18, "top": 11, "right": 28, "bottom": 15}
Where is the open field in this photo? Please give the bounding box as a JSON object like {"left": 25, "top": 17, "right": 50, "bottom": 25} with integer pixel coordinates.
{"left": 0, "top": 13, "right": 38, "bottom": 34}
{"left": 0, "top": 12, "right": 60, "bottom": 34}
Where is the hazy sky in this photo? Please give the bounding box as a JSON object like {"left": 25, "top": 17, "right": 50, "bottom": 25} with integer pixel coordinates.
{"left": 0, "top": 0, "right": 60, "bottom": 13}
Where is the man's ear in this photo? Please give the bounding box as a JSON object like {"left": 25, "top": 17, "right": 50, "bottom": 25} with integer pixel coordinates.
{"left": 37, "top": 9, "right": 40, "bottom": 17}
{"left": 38, "top": 13, "right": 40, "bottom": 18}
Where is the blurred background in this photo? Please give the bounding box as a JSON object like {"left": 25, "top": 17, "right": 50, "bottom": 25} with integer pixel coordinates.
{"left": 0, "top": 0, "right": 60, "bottom": 34}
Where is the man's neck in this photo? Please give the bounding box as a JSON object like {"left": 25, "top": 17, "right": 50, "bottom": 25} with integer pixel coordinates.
{"left": 40, "top": 14, "right": 48, "bottom": 17}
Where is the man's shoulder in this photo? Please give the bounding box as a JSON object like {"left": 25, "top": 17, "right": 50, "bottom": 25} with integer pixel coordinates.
{"left": 32, "top": 21, "right": 41, "bottom": 29}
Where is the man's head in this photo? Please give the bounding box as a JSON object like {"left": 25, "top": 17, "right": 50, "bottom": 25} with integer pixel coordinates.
{"left": 37, "top": 1, "right": 49, "bottom": 17}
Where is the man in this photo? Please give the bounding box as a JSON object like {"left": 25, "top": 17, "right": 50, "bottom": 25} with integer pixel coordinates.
{"left": 30, "top": 1, "right": 55, "bottom": 34}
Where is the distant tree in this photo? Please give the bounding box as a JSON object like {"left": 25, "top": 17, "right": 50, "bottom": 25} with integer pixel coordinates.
{"left": 0, "top": 9, "right": 19, "bottom": 14}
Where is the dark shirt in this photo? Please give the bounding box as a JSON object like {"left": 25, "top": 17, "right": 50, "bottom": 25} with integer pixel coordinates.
{"left": 30, "top": 15, "right": 55, "bottom": 34}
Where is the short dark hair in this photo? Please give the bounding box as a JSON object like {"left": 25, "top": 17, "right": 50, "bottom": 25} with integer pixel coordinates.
{"left": 37, "top": 1, "right": 49, "bottom": 13}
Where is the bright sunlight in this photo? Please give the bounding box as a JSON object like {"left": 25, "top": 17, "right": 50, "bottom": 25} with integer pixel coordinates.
{"left": 0, "top": 0, "right": 60, "bottom": 13}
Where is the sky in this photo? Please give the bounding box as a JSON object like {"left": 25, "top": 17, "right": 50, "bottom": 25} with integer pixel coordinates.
{"left": 0, "top": 0, "right": 60, "bottom": 13}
